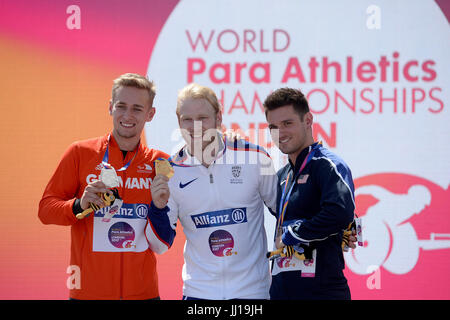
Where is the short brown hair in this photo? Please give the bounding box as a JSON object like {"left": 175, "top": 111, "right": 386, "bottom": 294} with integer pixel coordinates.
{"left": 112, "top": 73, "right": 156, "bottom": 107}
{"left": 263, "top": 87, "right": 309, "bottom": 119}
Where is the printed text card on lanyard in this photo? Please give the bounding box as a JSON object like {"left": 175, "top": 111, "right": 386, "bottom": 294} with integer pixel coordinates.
{"left": 93, "top": 136, "right": 147, "bottom": 253}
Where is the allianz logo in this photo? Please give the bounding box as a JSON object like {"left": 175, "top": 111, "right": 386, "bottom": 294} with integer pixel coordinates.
{"left": 94, "top": 204, "right": 149, "bottom": 219}
{"left": 191, "top": 208, "right": 247, "bottom": 228}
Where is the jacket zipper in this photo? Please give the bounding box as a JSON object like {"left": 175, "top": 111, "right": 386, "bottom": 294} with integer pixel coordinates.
{"left": 207, "top": 165, "right": 227, "bottom": 298}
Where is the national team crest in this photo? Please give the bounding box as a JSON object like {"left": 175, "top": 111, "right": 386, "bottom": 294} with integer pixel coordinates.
{"left": 232, "top": 165, "right": 241, "bottom": 178}
{"left": 230, "top": 165, "right": 243, "bottom": 184}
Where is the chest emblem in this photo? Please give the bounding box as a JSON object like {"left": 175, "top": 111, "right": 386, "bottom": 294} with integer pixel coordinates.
{"left": 230, "top": 165, "right": 243, "bottom": 184}
{"left": 297, "top": 174, "right": 309, "bottom": 184}
{"left": 232, "top": 165, "right": 241, "bottom": 178}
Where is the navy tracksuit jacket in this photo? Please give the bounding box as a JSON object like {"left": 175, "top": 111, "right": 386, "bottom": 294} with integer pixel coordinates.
{"left": 270, "top": 142, "right": 355, "bottom": 300}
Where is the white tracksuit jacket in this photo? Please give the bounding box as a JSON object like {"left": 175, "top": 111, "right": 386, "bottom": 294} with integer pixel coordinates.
{"left": 166, "top": 137, "right": 277, "bottom": 299}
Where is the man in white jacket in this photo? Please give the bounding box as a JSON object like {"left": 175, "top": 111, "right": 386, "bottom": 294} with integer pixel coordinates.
{"left": 164, "top": 83, "right": 278, "bottom": 299}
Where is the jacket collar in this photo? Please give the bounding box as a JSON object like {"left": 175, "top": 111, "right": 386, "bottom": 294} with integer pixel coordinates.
{"left": 172, "top": 133, "right": 226, "bottom": 167}
{"left": 106, "top": 132, "right": 142, "bottom": 162}
{"left": 288, "top": 141, "right": 320, "bottom": 173}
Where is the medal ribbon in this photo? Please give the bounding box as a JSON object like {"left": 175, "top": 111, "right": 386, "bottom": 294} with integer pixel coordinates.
{"left": 102, "top": 135, "right": 138, "bottom": 172}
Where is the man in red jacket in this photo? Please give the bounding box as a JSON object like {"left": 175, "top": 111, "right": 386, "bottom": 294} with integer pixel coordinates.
{"left": 39, "top": 73, "right": 174, "bottom": 300}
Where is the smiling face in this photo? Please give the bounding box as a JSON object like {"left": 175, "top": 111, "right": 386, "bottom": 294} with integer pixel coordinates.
{"left": 177, "top": 97, "right": 222, "bottom": 154}
{"left": 266, "top": 104, "right": 314, "bottom": 163}
{"left": 109, "top": 85, "right": 155, "bottom": 151}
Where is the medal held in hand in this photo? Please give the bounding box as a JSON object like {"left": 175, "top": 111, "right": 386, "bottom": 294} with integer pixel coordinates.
{"left": 76, "top": 163, "right": 123, "bottom": 220}
{"left": 99, "top": 164, "right": 120, "bottom": 188}
{"left": 154, "top": 158, "right": 174, "bottom": 178}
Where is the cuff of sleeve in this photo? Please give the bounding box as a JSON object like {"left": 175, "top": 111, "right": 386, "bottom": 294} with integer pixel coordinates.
{"left": 282, "top": 224, "right": 304, "bottom": 246}
{"left": 150, "top": 201, "right": 169, "bottom": 214}
{"left": 72, "top": 198, "right": 83, "bottom": 216}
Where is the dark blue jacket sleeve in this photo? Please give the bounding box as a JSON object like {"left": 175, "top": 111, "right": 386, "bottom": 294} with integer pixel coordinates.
{"left": 144, "top": 201, "right": 176, "bottom": 254}
{"left": 283, "top": 160, "right": 355, "bottom": 245}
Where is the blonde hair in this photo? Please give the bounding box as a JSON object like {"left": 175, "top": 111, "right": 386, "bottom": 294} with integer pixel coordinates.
{"left": 176, "top": 83, "right": 221, "bottom": 116}
{"left": 112, "top": 73, "right": 156, "bottom": 107}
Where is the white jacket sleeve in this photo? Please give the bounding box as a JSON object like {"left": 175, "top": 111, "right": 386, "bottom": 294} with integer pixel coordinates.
{"left": 257, "top": 152, "right": 278, "bottom": 214}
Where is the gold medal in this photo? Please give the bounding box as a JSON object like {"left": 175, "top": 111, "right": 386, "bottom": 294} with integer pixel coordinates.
{"left": 155, "top": 158, "right": 174, "bottom": 178}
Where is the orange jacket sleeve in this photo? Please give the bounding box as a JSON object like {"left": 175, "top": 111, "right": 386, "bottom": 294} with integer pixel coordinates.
{"left": 38, "top": 142, "right": 81, "bottom": 226}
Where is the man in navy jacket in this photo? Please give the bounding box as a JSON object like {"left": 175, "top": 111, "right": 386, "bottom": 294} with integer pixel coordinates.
{"left": 264, "top": 88, "right": 355, "bottom": 300}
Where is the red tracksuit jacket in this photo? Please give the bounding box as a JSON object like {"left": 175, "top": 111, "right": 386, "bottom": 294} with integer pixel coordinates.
{"left": 39, "top": 133, "right": 173, "bottom": 300}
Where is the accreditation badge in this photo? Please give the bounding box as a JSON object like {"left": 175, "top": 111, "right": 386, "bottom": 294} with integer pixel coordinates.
{"left": 271, "top": 249, "right": 317, "bottom": 277}
{"left": 271, "top": 220, "right": 317, "bottom": 277}
{"left": 92, "top": 203, "right": 151, "bottom": 253}
{"left": 299, "top": 249, "right": 317, "bottom": 278}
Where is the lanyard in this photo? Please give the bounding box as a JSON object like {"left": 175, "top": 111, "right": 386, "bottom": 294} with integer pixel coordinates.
{"left": 276, "top": 144, "right": 318, "bottom": 232}
{"left": 102, "top": 135, "right": 138, "bottom": 172}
